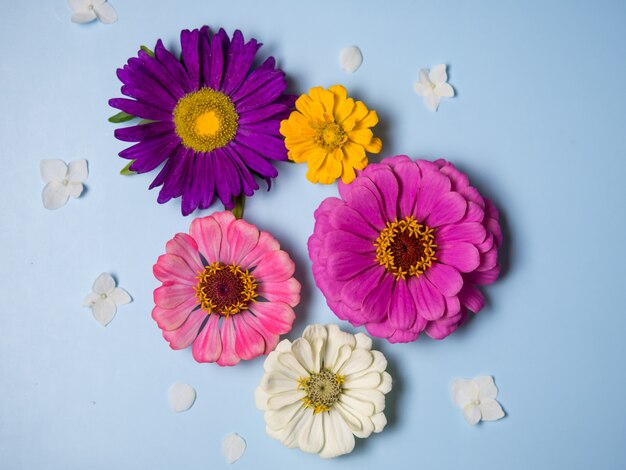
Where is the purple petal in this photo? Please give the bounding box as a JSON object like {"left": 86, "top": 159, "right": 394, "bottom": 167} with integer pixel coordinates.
{"left": 222, "top": 30, "right": 260, "bottom": 95}
{"left": 137, "top": 49, "right": 186, "bottom": 100}
{"left": 238, "top": 104, "right": 291, "bottom": 124}
{"left": 223, "top": 145, "right": 259, "bottom": 196}
{"left": 120, "top": 83, "right": 175, "bottom": 112}
{"left": 234, "top": 134, "right": 286, "bottom": 160}
{"left": 387, "top": 328, "right": 420, "bottom": 343}
{"left": 181, "top": 152, "right": 204, "bottom": 216}
{"left": 109, "top": 98, "right": 171, "bottom": 121}
{"left": 154, "top": 39, "right": 192, "bottom": 94}
{"left": 128, "top": 135, "right": 180, "bottom": 173}
{"left": 114, "top": 121, "right": 174, "bottom": 142}
{"left": 212, "top": 147, "right": 238, "bottom": 208}
{"left": 231, "top": 57, "right": 279, "bottom": 103}
{"left": 180, "top": 29, "right": 200, "bottom": 90}
{"left": 209, "top": 28, "right": 228, "bottom": 90}
{"left": 328, "top": 204, "right": 378, "bottom": 240}
{"left": 228, "top": 141, "right": 278, "bottom": 179}
{"left": 235, "top": 75, "right": 287, "bottom": 113}
{"left": 364, "top": 320, "right": 394, "bottom": 339}
{"left": 198, "top": 26, "right": 212, "bottom": 88}
{"left": 157, "top": 146, "right": 192, "bottom": 203}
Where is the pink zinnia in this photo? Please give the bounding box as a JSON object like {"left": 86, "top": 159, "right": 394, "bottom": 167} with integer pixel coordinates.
{"left": 308, "top": 156, "right": 501, "bottom": 343}
{"left": 153, "top": 211, "right": 301, "bottom": 365}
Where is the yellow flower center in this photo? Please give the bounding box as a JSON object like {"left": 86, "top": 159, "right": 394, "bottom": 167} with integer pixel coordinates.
{"left": 298, "top": 369, "right": 346, "bottom": 414}
{"left": 313, "top": 120, "right": 347, "bottom": 151}
{"left": 173, "top": 88, "right": 239, "bottom": 152}
{"left": 194, "top": 262, "right": 257, "bottom": 317}
{"left": 374, "top": 216, "right": 437, "bottom": 280}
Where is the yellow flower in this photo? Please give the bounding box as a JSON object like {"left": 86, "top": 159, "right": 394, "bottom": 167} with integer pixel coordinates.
{"left": 280, "top": 85, "right": 382, "bottom": 184}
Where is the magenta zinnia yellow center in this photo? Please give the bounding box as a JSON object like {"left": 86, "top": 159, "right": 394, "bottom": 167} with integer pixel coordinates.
{"left": 173, "top": 88, "right": 239, "bottom": 152}
{"left": 298, "top": 369, "right": 345, "bottom": 414}
{"left": 195, "top": 262, "right": 257, "bottom": 317}
{"left": 374, "top": 216, "right": 437, "bottom": 280}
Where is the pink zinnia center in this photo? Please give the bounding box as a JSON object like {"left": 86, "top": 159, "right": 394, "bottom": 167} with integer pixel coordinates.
{"left": 195, "top": 262, "right": 257, "bottom": 317}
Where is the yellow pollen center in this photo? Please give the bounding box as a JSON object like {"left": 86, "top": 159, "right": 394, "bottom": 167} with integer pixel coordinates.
{"left": 194, "top": 262, "right": 257, "bottom": 317}
{"left": 298, "top": 369, "right": 345, "bottom": 414}
{"left": 314, "top": 121, "right": 347, "bottom": 151}
{"left": 173, "top": 88, "right": 239, "bottom": 152}
{"left": 374, "top": 216, "right": 437, "bottom": 280}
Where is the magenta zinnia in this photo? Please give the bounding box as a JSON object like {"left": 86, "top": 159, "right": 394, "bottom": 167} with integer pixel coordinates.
{"left": 110, "top": 27, "right": 295, "bottom": 215}
{"left": 153, "top": 211, "right": 301, "bottom": 365}
{"left": 308, "top": 156, "right": 502, "bottom": 343}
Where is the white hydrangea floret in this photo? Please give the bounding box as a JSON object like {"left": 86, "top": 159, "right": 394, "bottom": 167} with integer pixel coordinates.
{"left": 40, "top": 159, "right": 88, "bottom": 210}
{"left": 68, "top": 0, "right": 118, "bottom": 24}
{"left": 451, "top": 375, "right": 505, "bottom": 425}
{"left": 83, "top": 273, "right": 132, "bottom": 326}
{"left": 413, "top": 64, "right": 455, "bottom": 111}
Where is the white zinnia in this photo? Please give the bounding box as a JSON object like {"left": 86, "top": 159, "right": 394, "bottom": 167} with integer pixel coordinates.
{"left": 451, "top": 375, "right": 505, "bottom": 425}
{"left": 255, "top": 324, "right": 392, "bottom": 459}
{"left": 40, "top": 159, "right": 88, "bottom": 210}
{"left": 413, "top": 64, "right": 455, "bottom": 112}
{"left": 83, "top": 273, "right": 132, "bottom": 326}
{"left": 68, "top": 0, "right": 118, "bottom": 24}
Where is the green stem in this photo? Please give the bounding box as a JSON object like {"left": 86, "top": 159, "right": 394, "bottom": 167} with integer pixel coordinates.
{"left": 232, "top": 194, "right": 245, "bottom": 219}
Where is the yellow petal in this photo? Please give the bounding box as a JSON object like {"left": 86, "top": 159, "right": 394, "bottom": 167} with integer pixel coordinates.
{"left": 342, "top": 140, "right": 366, "bottom": 165}
{"left": 296, "top": 94, "right": 325, "bottom": 120}
{"left": 329, "top": 84, "right": 348, "bottom": 101}
{"left": 364, "top": 137, "right": 382, "bottom": 154}
{"left": 306, "top": 150, "right": 329, "bottom": 183}
{"left": 335, "top": 97, "right": 355, "bottom": 124}
{"left": 309, "top": 87, "right": 335, "bottom": 115}
{"left": 354, "top": 109, "right": 379, "bottom": 130}
{"left": 340, "top": 157, "right": 357, "bottom": 184}
{"left": 349, "top": 100, "right": 369, "bottom": 122}
{"left": 348, "top": 128, "right": 374, "bottom": 146}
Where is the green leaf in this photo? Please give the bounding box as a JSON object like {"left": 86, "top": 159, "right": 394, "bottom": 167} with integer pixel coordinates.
{"left": 231, "top": 194, "right": 245, "bottom": 219}
{"left": 140, "top": 45, "right": 155, "bottom": 57}
{"left": 108, "top": 111, "right": 135, "bottom": 123}
{"left": 138, "top": 119, "right": 156, "bottom": 125}
{"left": 120, "top": 161, "right": 136, "bottom": 176}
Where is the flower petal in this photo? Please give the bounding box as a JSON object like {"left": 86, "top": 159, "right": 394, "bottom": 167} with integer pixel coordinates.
{"left": 463, "top": 403, "right": 481, "bottom": 425}
{"left": 152, "top": 296, "right": 198, "bottom": 331}
{"left": 42, "top": 182, "right": 69, "bottom": 210}
{"left": 226, "top": 219, "right": 260, "bottom": 265}
{"left": 189, "top": 216, "right": 222, "bottom": 264}
{"left": 71, "top": 10, "right": 97, "bottom": 23}
{"left": 319, "top": 411, "right": 355, "bottom": 459}
{"left": 410, "top": 276, "right": 445, "bottom": 321}
{"left": 451, "top": 379, "right": 479, "bottom": 408}
{"left": 257, "top": 278, "right": 301, "bottom": 307}
{"left": 475, "top": 375, "right": 498, "bottom": 399}
{"left": 424, "top": 263, "right": 463, "bottom": 297}
{"left": 253, "top": 250, "right": 295, "bottom": 282}
{"left": 435, "top": 83, "right": 454, "bottom": 98}
{"left": 388, "top": 280, "right": 417, "bottom": 330}
{"left": 217, "top": 317, "right": 240, "bottom": 366}
{"left": 191, "top": 313, "right": 222, "bottom": 362}
{"left": 428, "top": 64, "right": 448, "bottom": 84}
{"left": 40, "top": 159, "right": 67, "bottom": 182}
{"left": 67, "top": 159, "right": 88, "bottom": 182}
{"left": 438, "top": 242, "right": 480, "bottom": 273}
{"left": 479, "top": 398, "right": 505, "bottom": 421}
{"left": 109, "top": 287, "right": 131, "bottom": 306}
{"left": 234, "top": 315, "right": 265, "bottom": 360}
{"left": 153, "top": 283, "right": 195, "bottom": 309}
{"left": 168, "top": 383, "right": 196, "bottom": 412}
{"left": 249, "top": 301, "right": 295, "bottom": 335}
{"left": 222, "top": 433, "right": 246, "bottom": 464}
{"left": 92, "top": 272, "right": 115, "bottom": 295}
{"left": 426, "top": 192, "right": 466, "bottom": 227}
{"left": 91, "top": 299, "right": 116, "bottom": 326}
{"left": 425, "top": 92, "right": 440, "bottom": 112}
{"left": 94, "top": 2, "right": 117, "bottom": 23}
{"left": 162, "top": 310, "right": 205, "bottom": 350}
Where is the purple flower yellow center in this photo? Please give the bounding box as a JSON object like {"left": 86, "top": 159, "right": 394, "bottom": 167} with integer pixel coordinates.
{"left": 173, "top": 88, "right": 239, "bottom": 152}
{"left": 374, "top": 216, "right": 437, "bottom": 280}
{"left": 298, "top": 369, "right": 346, "bottom": 414}
{"left": 313, "top": 119, "right": 347, "bottom": 152}
{"left": 194, "top": 262, "right": 257, "bottom": 317}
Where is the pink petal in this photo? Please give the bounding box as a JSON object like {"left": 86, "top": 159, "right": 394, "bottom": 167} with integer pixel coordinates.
{"left": 361, "top": 273, "right": 394, "bottom": 323}
{"left": 239, "top": 312, "right": 280, "bottom": 354}
{"left": 388, "top": 328, "right": 420, "bottom": 343}
{"left": 458, "top": 285, "right": 485, "bottom": 312}
{"left": 152, "top": 296, "right": 199, "bottom": 331}
{"left": 436, "top": 222, "right": 486, "bottom": 245}
{"left": 394, "top": 161, "right": 422, "bottom": 218}
{"left": 154, "top": 283, "right": 196, "bottom": 309}
{"left": 162, "top": 310, "right": 206, "bottom": 350}
{"left": 478, "top": 248, "right": 498, "bottom": 271}
{"left": 328, "top": 204, "right": 378, "bottom": 239}
{"left": 249, "top": 301, "right": 295, "bottom": 335}
{"left": 364, "top": 167, "right": 399, "bottom": 222}
{"left": 189, "top": 216, "right": 222, "bottom": 264}
{"left": 327, "top": 251, "right": 376, "bottom": 281}
{"left": 217, "top": 317, "right": 240, "bottom": 366}
{"left": 239, "top": 231, "right": 280, "bottom": 270}
{"left": 324, "top": 230, "right": 375, "bottom": 254}
{"left": 467, "top": 266, "right": 500, "bottom": 285}
{"left": 225, "top": 218, "right": 260, "bottom": 265}
{"left": 257, "top": 278, "right": 301, "bottom": 307}
{"left": 165, "top": 233, "right": 204, "bottom": 273}
{"left": 191, "top": 313, "right": 222, "bottom": 362}
{"left": 234, "top": 315, "right": 265, "bottom": 360}
{"left": 341, "top": 266, "right": 386, "bottom": 309}
{"left": 424, "top": 263, "right": 463, "bottom": 297}
{"left": 426, "top": 192, "right": 467, "bottom": 227}
{"left": 437, "top": 242, "right": 480, "bottom": 273}
{"left": 410, "top": 276, "right": 445, "bottom": 321}
{"left": 153, "top": 254, "right": 197, "bottom": 285}
{"left": 252, "top": 250, "right": 295, "bottom": 282}
{"left": 212, "top": 212, "right": 236, "bottom": 262}
{"left": 388, "top": 280, "right": 417, "bottom": 330}
{"left": 461, "top": 201, "right": 484, "bottom": 223}
{"left": 364, "top": 320, "right": 394, "bottom": 338}
{"left": 414, "top": 168, "right": 451, "bottom": 222}
{"left": 344, "top": 185, "right": 386, "bottom": 231}
{"left": 425, "top": 318, "right": 461, "bottom": 340}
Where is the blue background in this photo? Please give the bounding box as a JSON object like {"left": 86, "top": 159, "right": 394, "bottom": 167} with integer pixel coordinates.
{"left": 1, "top": 0, "right": 625, "bottom": 468}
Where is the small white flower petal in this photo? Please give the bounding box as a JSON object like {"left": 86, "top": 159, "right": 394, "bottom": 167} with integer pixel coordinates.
{"left": 260, "top": 372, "right": 295, "bottom": 394}
{"left": 277, "top": 352, "right": 309, "bottom": 378}
{"left": 451, "top": 379, "right": 479, "bottom": 408}
{"left": 303, "top": 324, "right": 327, "bottom": 371}
{"left": 94, "top": 2, "right": 118, "bottom": 24}
{"left": 93, "top": 0, "right": 107, "bottom": 5}
{"left": 42, "top": 181, "right": 70, "bottom": 210}
{"left": 418, "top": 69, "right": 431, "bottom": 85}
{"left": 265, "top": 400, "right": 305, "bottom": 431}
{"left": 324, "top": 325, "right": 356, "bottom": 372}
{"left": 91, "top": 298, "right": 117, "bottom": 326}
{"left": 354, "top": 332, "right": 372, "bottom": 351}
{"left": 425, "top": 92, "right": 441, "bottom": 112}
{"left": 109, "top": 287, "right": 132, "bottom": 306}
{"left": 222, "top": 433, "right": 246, "bottom": 464}
{"left": 339, "top": 46, "right": 363, "bottom": 73}
{"left": 370, "top": 411, "right": 387, "bottom": 433}
{"left": 267, "top": 389, "right": 306, "bottom": 410}
{"left": 345, "top": 388, "right": 385, "bottom": 413}
{"left": 67, "top": 159, "right": 88, "bottom": 183}
{"left": 435, "top": 83, "right": 455, "bottom": 98}
{"left": 339, "top": 349, "right": 373, "bottom": 376}
{"left": 378, "top": 371, "right": 392, "bottom": 394}
{"left": 463, "top": 403, "right": 482, "bottom": 425}
{"left": 67, "top": 0, "right": 87, "bottom": 13}
{"left": 474, "top": 375, "right": 498, "bottom": 400}
{"left": 429, "top": 64, "right": 448, "bottom": 84}
{"left": 82, "top": 292, "right": 100, "bottom": 307}
{"left": 479, "top": 398, "right": 505, "bottom": 421}
{"left": 298, "top": 411, "right": 325, "bottom": 454}
{"left": 414, "top": 82, "right": 432, "bottom": 96}
{"left": 40, "top": 159, "right": 68, "bottom": 183}
{"left": 92, "top": 272, "right": 115, "bottom": 295}
{"left": 67, "top": 182, "right": 84, "bottom": 199}
{"left": 71, "top": 10, "right": 97, "bottom": 23}
{"left": 168, "top": 383, "right": 196, "bottom": 412}
{"left": 319, "top": 411, "right": 355, "bottom": 459}
{"left": 291, "top": 338, "right": 315, "bottom": 372}
{"left": 344, "top": 371, "right": 381, "bottom": 390}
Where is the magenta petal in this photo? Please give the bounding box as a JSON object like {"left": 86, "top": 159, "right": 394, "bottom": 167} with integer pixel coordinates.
{"left": 257, "top": 278, "right": 301, "bottom": 307}
{"left": 388, "top": 329, "right": 420, "bottom": 343}
{"left": 361, "top": 274, "right": 394, "bottom": 323}
{"left": 327, "top": 252, "right": 376, "bottom": 281}
{"left": 458, "top": 285, "right": 485, "bottom": 312}
{"left": 424, "top": 263, "right": 463, "bottom": 297}
{"left": 344, "top": 185, "right": 387, "bottom": 231}
{"left": 365, "top": 167, "right": 399, "bottom": 221}
{"left": 152, "top": 296, "right": 198, "bottom": 331}
{"left": 468, "top": 266, "right": 500, "bottom": 285}
{"left": 414, "top": 168, "right": 452, "bottom": 222}
{"left": 191, "top": 313, "right": 222, "bottom": 362}
{"left": 324, "top": 230, "right": 375, "bottom": 254}
{"left": 437, "top": 242, "right": 480, "bottom": 273}
{"left": 341, "top": 266, "right": 386, "bottom": 309}
{"left": 436, "top": 222, "right": 486, "bottom": 245}
{"left": 162, "top": 310, "right": 206, "bottom": 350}
{"left": 328, "top": 204, "right": 378, "bottom": 239}
{"left": 426, "top": 192, "right": 467, "bottom": 227}
{"left": 395, "top": 161, "right": 421, "bottom": 218}
{"left": 462, "top": 201, "right": 485, "bottom": 223}
{"left": 410, "top": 276, "right": 445, "bottom": 321}
{"left": 233, "top": 315, "right": 265, "bottom": 360}
{"left": 217, "top": 317, "right": 240, "bottom": 366}
{"left": 364, "top": 320, "right": 394, "bottom": 338}
{"left": 388, "top": 280, "right": 417, "bottom": 330}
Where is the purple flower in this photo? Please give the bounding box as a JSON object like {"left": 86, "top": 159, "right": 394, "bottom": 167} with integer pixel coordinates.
{"left": 308, "top": 156, "right": 502, "bottom": 343}
{"left": 109, "top": 27, "right": 295, "bottom": 215}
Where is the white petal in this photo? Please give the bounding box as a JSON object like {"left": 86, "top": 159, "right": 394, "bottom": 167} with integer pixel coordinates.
{"left": 339, "top": 349, "right": 373, "bottom": 376}
{"left": 94, "top": 2, "right": 118, "bottom": 24}
{"left": 370, "top": 412, "right": 387, "bottom": 433}
{"left": 40, "top": 159, "right": 67, "bottom": 182}
{"left": 297, "top": 411, "right": 324, "bottom": 454}
{"left": 463, "top": 403, "right": 481, "bottom": 425}
{"left": 67, "top": 159, "right": 88, "bottom": 183}
{"left": 67, "top": 0, "right": 88, "bottom": 12}
{"left": 425, "top": 93, "right": 440, "bottom": 112}
{"left": 474, "top": 375, "right": 498, "bottom": 399}
{"left": 109, "top": 287, "right": 131, "bottom": 306}
{"left": 339, "top": 46, "right": 363, "bottom": 73}
{"left": 67, "top": 182, "right": 83, "bottom": 199}
{"left": 267, "top": 389, "right": 306, "bottom": 410}
{"left": 339, "top": 391, "right": 374, "bottom": 416}
{"left": 378, "top": 371, "right": 392, "bottom": 394}
{"left": 418, "top": 69, "right": 431, "bottom": 85}
{"left": 277, "top": 352, "right": 309, "bottom": 378}
{"left": 354, "top": 332, "right": 372, "bottom": 351}
{"left": 42, "top": 182, "right": 69, "bottom": 210}
{"left": 260, "top": 372, "right": 297, "bottom": 394}
{"left": 319, "top": 411, "right": 355, "bottom": 459}
{"left": 71, "top": 10, "right": 97, "bottom": 23}
{"left": 429, "top": 64, "right": 448, "bottom": 84}
{"left": 291, "top": 338, "right": 315, "bottom": 372}
{"left": 344, "top": 372, "right": 381, "bottom": 390}
{"left": 82, "top": 292, "right": 100, "bottom": 307}
{"left": 254, "top": 387, "right": 272, "bottom": 410}
{"left": 334, "top": 402, "right": 373, "bottom": 439}
{"left": 344, "top": 388, "right": 385, "bottom": 413}
{"left": 168, "top": 383, "right": 196, "bottom": 412}
{"left": 265, "top": 400, "right": 304, "bottom": 430}
{"left": 91, "top": 299, "right": 116, "bottom": 326}
{"left": 266, "top": 407, "right": 307, "bottom": 448}
{"left": 435, "top": 83, "right": 455, "bottom": 98}
{"left": 479, "top": 398, "right": 505, "bottom": 421}
{"left": 324, "top": 325, "right": 356, "bottom": 371}
{"left": 92, "top": 272, "right": 115, "bottom": 295}
{"left": 222, "top": 433, "right": 246, "bottom": 464}
{"left": 302, "top": 324, "right": 327, "bottom": 372}
{"left": 451, "top": 379, "right": 479, "bottom": 408}
{"left": 414, "top": 82, "right": 432, "bottom": 97}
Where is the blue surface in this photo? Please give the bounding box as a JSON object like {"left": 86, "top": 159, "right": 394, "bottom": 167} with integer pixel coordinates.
{"left": 1, "top": 0, "right": 625, "bottom": 468}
